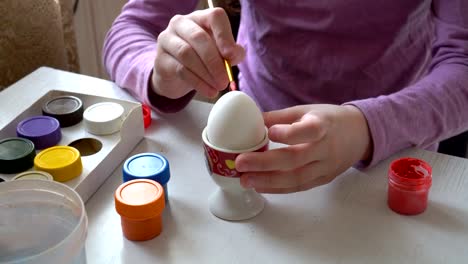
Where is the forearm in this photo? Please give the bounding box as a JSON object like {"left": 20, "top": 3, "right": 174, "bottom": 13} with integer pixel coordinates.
{"left": 347, "top": 0, "right": 468, "bottom": 166}
{"left": 350, "top": 64, "right": 468, "bottom": 166}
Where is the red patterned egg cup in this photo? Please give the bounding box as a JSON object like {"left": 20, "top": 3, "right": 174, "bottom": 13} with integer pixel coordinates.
{"left": 202, "top": 127, "right": 269, "bottom": 221}
{"left": 202, "top": 127, "right": 269, "bottom": 178}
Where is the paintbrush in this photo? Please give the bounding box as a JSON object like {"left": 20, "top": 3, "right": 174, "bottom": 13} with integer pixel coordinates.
{"left": 207, "top": 0, "right": 237, "bottom": 91}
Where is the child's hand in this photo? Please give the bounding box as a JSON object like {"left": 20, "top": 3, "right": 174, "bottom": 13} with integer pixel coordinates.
{"left": 236, "top": 104, "right": 372, "bottom": 193}
{"left": 152, "top": 8, "right": 245, "bottom": 99}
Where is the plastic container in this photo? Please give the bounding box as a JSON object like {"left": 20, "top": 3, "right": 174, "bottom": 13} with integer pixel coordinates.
{"left": 122, "top": 153, "right": 170, "bottom": 202}
{"left": 0, "top": 179, "right": 88, "bottom": 264}
{"left": 387, "top": 157, "right": 432, "bottom": 215}
{"left": 115, "top": 179, "right": 165, "bottom": 241}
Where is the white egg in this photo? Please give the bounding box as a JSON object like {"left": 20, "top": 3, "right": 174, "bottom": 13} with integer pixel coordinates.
{"left": 206, "top": 91, "right": 265, "bottom": 150}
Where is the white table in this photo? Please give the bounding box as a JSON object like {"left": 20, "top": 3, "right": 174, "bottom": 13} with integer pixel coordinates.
{"left": 5, "top": 68, "right": 468, "bottom": 264}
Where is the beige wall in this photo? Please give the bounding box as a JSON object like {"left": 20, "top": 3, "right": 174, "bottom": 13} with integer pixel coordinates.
{"left": 74, "top": 0, "right": 127, "bottom": 79}
{"left": 74, "top": 0, "right": 207, "bottom": 80}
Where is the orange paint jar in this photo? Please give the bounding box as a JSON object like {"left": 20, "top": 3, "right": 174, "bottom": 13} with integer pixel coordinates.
{"left": 115, "top": 179, "right": 165, "bottom": 241}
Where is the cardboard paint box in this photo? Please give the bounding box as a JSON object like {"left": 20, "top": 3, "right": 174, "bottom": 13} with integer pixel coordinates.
{"left": 0, "top": 70, "right": 144, "bottom": 202}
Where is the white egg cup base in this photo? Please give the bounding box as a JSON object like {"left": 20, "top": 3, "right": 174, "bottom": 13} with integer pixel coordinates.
{"left": 209, "top": 175, "right": 265, "bottom": 221}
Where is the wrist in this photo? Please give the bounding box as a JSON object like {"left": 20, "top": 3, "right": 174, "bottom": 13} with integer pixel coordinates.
{"left": 147, "top": 70, "right": 196, "bottom": 113}
{"left": 150, "top": 70, "right": 165, "bottom": 98}
{"left": 343, "top": 105, "right": 373, "bottom": 162}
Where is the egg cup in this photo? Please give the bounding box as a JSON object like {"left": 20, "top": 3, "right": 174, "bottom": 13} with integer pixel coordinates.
{"left": 202, "top": 127, "right": 269, "bottom": 221}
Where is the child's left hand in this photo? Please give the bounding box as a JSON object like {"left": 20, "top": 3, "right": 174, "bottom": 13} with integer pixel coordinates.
{"left": 235, "top": 104, "right": 372, "bottom": 193}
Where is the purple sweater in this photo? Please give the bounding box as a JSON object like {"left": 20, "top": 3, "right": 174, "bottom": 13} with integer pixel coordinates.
{"left": 103, "top": 0, "right": 468, "bottom": 166}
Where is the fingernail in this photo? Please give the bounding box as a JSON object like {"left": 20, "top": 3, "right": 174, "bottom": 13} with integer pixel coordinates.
{"left": 268, "top": 126, "right": 279, "bottom": 139}
{"left": 236, "top": 159, "right": 250, "bottom": 172}
{"left": 236, "top": 162, "right": 246, "bottom": 172}
{"left": 241, "top": 175, "right": 253, "bottom": 188}
{"left": 225, "top": 46, "right": 245, "bottom": 65}
{"left": 221, "top": 47, "right": 233, "bottom": 59}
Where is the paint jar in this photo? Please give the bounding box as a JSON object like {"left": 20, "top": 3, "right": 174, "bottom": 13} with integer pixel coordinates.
{"left": 115, "top": 179, "right": 165, "bottom": 241}
{"left": 83, "top": 102, "right": 124, "bottom": 135}
{"left": 0, "top": 137, "right": 36, "bottom": 174}
{"left": 16, "top": 116, "right": 61, "bottom": 149}
{"left": 142, "top": 104, "right": 152, "bottom": 129}
{"left": 13, "top": 170, "right": 54, "bottom": 181}
{"left": 387, "top": 157, "right": 432, "bottom": 215}
{"left": 42, "top": 95, "right": 84, "bottom": 127}
{"left": 0, "top": 179, "right": 88, "bottom": 264}
{"left": 122, "top": 153, "right": 170, "bottom": 202}
{"left": 34, "top": 146, "right": 83, "bottom": 182}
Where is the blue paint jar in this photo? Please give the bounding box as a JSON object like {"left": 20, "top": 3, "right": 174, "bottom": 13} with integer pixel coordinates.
{"left": 122, "top": 153, "right": 171, "bottom": 202}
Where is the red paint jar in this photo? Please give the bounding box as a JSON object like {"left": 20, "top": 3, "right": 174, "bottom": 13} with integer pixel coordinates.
{"left": 387, "top": 157, "right": 432, "bottom": 215}
{"left": 142, "top": 104, "right": 152, "bottom": 129}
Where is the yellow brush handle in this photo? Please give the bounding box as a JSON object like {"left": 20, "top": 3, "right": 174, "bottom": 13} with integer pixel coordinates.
{"left": 208, "top": 0, "right": 235, "bottom": 87}
{"left": 224, "top": 60, "right": 234, "bottom": 82}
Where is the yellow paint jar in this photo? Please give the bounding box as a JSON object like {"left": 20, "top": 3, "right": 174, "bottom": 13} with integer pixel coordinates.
{"left": 34, "top": 146, "right": 83, "bottom": 182}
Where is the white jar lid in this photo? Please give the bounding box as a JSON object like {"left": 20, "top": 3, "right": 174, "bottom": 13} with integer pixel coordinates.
{"left": 13, "top": 171, "right": 54, "bottom": 181}
{"left": 83, "top": 102, "right": 124, "bottom": 135}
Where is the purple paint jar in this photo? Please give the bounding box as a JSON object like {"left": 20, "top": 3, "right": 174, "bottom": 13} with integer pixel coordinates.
{"left": 16, "top": 116, "right": 61, "bottom": 149}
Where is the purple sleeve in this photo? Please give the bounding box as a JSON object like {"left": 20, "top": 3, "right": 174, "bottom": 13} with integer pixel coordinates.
{"left": 102, "top": 0, "right": 198, "bottom": 113}
{"left": 348, "top": 0, "right": 468, "bottom": 166}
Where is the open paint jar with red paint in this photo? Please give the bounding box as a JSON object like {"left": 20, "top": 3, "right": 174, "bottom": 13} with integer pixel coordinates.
{"left": 387, "top": 157, "right": 432, "bottom": 215}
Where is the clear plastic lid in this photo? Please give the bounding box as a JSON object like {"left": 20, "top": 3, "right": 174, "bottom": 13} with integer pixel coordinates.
{"left": 0, "top": 180, "right": 88, "bottom": 264}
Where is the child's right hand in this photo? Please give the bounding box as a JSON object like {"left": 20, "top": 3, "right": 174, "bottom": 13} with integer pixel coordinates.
{"left": 151, "top": 8, "right": 245, "bottom": 99}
